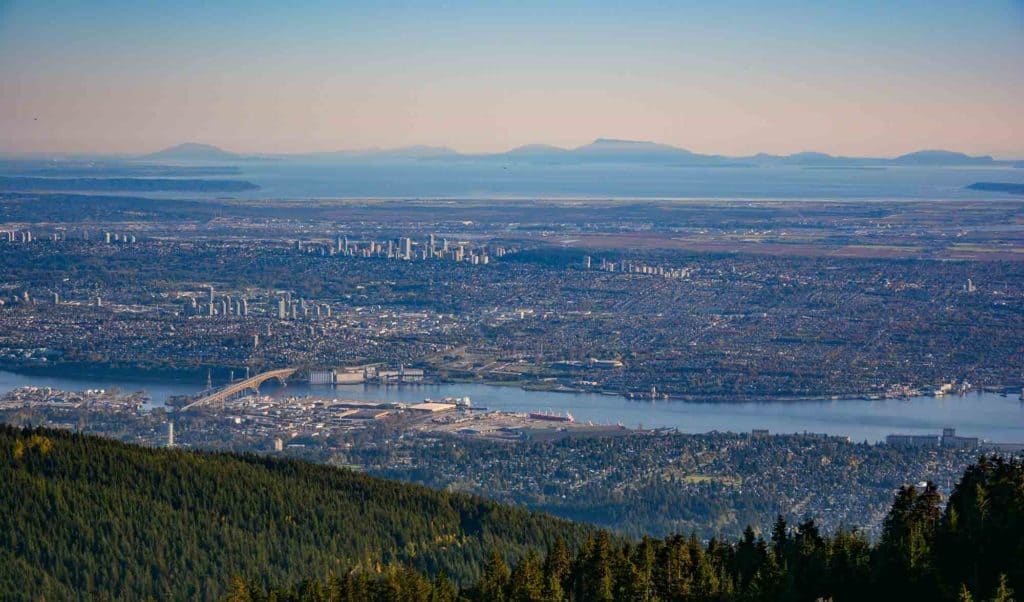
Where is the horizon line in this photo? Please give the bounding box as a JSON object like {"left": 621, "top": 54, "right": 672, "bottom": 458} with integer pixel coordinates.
{"left": 3, "top": 139, "right": 1023, "bottom": 162}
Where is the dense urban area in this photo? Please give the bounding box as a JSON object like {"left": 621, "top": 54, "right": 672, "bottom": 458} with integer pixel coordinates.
{"left": 1, "top": 193, "right": 1022, "bottom": 401}
{"left": 6, "top": 2, "right": 1024, "bottom": 599}
{"left": 1, "top": 190, "right": 1022, "bottom": 543}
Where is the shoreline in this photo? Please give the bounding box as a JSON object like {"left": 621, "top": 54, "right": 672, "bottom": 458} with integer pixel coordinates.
{"left": 2, "top": 362, "right": 1020, "bottom": 405}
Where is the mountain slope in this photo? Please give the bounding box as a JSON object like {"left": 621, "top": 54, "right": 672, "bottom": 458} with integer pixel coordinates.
{"left": 0, "top": 425, "right": 591, "bottom": 600}
{"left": 893, "top": 149, "right": 995, "bottom": 165}
{"left": 226, "top": 456, "right": 1024, "bottom": 602}
{"left": 3, "top": 426, "right": 1021, "bottom": 601}
{"left": 143, "top": 142, "right": 240, "bottom": 162}
{"left": 471, "top": 138, "right": 731, "bottom": 165}
{"left": 138, "top": 140, "right": 1015, "bottom": 167}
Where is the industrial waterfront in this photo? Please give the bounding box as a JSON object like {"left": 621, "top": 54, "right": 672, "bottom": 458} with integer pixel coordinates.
{"left": 1, "top": 369, "right": 1020, "bottom": 444}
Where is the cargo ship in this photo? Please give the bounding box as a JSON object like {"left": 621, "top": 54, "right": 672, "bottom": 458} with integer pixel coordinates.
{"left": 528, "top": 411, "right": 574, "bottom": 423}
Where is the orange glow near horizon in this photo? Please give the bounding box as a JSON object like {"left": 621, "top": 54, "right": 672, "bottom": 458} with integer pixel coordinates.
{"left": 2, "top": 1, "right": 1022, "bottom": 157}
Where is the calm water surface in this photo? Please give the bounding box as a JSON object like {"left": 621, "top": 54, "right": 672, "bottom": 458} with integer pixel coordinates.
{"left": 2, "top": 370, "right": 1021, "bottom": 444}
{"left": 237, "top": 163, "right": 1024, "bottom": 200}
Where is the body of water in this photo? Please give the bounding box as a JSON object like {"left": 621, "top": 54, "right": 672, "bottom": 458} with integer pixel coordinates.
{"left": 232, "top": 163, "right": 1024, "bottom": 201}
{"left": 2, "top": 370, "right": 1021, "bottom": 444}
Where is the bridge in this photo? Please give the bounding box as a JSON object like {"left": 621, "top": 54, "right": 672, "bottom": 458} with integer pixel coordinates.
{"left": 182, "top": 368, "right": 297, "bottom": 410}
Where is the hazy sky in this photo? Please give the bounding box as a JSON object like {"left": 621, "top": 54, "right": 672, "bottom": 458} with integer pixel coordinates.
{"left": 2, "top": 0, "right": 1022, "bottom": 157}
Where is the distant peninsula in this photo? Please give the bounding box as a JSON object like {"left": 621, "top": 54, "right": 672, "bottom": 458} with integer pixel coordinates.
{"left": 966, "top": 182, "right": 1024, "bottom": 195}
{"left": 0, "top": 176, "right": 259, "bottom": 193}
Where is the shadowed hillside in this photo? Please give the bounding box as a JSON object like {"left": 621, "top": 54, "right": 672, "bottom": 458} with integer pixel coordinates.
{"left": 0, "top": 425, "right": 592, "bottom": 600}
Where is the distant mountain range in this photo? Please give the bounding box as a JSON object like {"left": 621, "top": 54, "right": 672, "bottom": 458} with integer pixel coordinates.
{"left": 142, "top": 142, "right": 245, "bottom": 162}
{"left": 141, "top": 139, "right": 1021, "bottom": 167}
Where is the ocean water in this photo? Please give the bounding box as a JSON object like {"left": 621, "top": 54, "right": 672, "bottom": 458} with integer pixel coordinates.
{"left": 232, "top": 162, "right": 1024, "bottom": 200}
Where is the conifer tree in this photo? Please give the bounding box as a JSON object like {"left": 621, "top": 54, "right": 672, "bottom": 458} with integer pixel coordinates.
{"left": 479, "top": 549, "right": 511, "bottom": 602}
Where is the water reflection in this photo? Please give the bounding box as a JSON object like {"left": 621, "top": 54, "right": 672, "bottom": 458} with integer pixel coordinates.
{"left": 1, "top": 371, "right": 1020, "bottom": 444}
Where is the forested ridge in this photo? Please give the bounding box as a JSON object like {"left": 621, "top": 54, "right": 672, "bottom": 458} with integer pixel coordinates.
{"left": 230, "top": 457, "right": 1024, "bottom": 602}
{"left": 0, "top": 425, "right": 592, "bottom": 600}
{"left": 1, "top": 425, "right": 1021, "bottom": 601}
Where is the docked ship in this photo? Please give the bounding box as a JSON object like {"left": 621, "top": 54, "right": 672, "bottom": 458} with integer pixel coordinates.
{"left": 528, "top": 411, "right": 574, "bottom": 423}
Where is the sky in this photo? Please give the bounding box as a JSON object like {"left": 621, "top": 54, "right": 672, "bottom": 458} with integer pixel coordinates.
{"left": 1, "top": 0, "right": 1022, "bottom": 157}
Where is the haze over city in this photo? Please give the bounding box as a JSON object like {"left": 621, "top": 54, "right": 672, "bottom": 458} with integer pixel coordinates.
{"left": 2, "top": 0, "right": 1023, "bottom": 157}
{"left": 2, "top": 2, "right": 1023, "bottom": 600}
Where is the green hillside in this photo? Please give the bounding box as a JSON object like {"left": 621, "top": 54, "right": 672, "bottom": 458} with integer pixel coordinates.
{"left": 0, "top": 425, "right": 591, "bottom": 600}
{"left": 3, "top": 425, "right": 1022, "bottom": 601}
{"left": 228, "top": 456, "right": 1024, "bottom": 602}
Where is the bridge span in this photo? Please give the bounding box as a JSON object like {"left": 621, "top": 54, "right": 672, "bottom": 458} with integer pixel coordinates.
{"left": 182, "top": 368, "right": 297, "bottom": 410}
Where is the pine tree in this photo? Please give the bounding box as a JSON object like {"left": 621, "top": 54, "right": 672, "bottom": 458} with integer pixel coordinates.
{"left": 734, "top": 526, "right": 765, "bottom": 590}
{"left": 479, "top": 549, "right": 511, "bottom": 602}
{"left": 542, "top": 538, "right": 570, "bottom": 602}
{"left": 509, "top": 550, "right": 544, "bottom": 602}
{"left": 578, "top": 533, "right": 615, "bottom": 601}
{"left": 430, "top": 573, "right": 458, "bottom": 602}
{"left": 224, "top": 576, "right": 254, "bottom": 602}
{"left": 959, "top": 584, "right": 975, "bottom": 602}
{"left": 991, "top": 574, "right": 1015, "bottom": 602}
{"left": 875, "top": 483, "right": 943, "bottom": 598}
{"left": 771, "top": 515, "right": 789, "bottom": 559}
